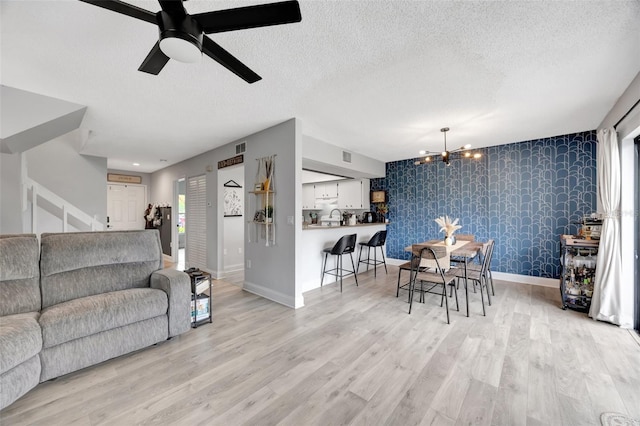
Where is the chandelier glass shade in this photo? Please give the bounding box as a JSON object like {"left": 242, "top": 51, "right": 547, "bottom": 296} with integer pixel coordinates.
{"left": 414, "top": 127, "right": 482, "bottom": 166}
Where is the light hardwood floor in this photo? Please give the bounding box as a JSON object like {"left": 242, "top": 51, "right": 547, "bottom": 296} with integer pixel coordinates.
{"left": 2, "top": 266, "right": 639, "bottom": 425}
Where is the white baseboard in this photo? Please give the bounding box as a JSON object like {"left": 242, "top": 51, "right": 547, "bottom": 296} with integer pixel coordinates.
{"left": 387, "top": 258, "right": 559, "bottom": 288}
{"left": 492, "top": 271, "right": 559, "bottom": 288}
{"left": 224, "top": 264, "right": 244, "bottom": 274}
{"left": 243, "top": 281, "right": 297, "bottom": 309}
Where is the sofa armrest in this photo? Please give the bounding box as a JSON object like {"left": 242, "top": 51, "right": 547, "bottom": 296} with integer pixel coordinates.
{"left": 150, "top": 269, "right": 191, "bottom": 337}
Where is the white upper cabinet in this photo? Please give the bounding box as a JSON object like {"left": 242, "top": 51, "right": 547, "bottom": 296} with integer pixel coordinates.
{"left": 302, "top": 184, "right": 316, "bottom": 209}
{"left": 337, "top": 180, "right": 362, "bottom": 209}
{"left": 314, "top": 182, "right": 338, "bottom": 200}
{"left": 337, "top": 179, "right": 370, "bottom": 210}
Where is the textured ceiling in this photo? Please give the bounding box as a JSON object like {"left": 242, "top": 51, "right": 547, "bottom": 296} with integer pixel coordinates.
{"left": 1, "top": 0, "right": 639, "bottom": 173}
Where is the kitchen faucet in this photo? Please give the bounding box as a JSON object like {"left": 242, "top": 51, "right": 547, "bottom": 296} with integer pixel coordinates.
{"left": 330, "top": 208, "right": 342, "bottom": 219}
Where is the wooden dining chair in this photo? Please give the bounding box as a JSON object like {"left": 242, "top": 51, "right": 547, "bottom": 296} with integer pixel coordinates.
{"left": 466, "top": 239, "right": 496, "bottom": 296}
{"left": 453, "top": 239, "right": 494, "bottom": 316}
{"left": 407, "top": 245, "right": 459, "bottom": 323}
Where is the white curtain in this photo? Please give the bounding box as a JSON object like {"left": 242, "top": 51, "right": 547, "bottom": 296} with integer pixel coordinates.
{"left": 589, "top": 128, "right": 630, "bottom": 327}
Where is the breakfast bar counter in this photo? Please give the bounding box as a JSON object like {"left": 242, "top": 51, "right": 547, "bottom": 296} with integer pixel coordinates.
{"left": 299, "top": 223, "right": 388, "bottom": 294}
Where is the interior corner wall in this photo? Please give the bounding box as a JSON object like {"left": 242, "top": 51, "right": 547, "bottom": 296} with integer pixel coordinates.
{"left": 0, "top": 152, "right": 24, "bottom": 234}
{"left": 372, "top": 130, "right": 597, "bottom": 280}
{"left": 243, "top": 119, "right": 299, "bottom": 308}
{"left": 25, "top": 136, "right": 107, "bottom": 225}
{"left": 150, "top": 118, "right": 299, "bottom": 309}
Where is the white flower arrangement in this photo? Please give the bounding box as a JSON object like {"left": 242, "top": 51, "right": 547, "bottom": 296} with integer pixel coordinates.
{"left": 434, "top": 215, "right": 462, "bottom": 237}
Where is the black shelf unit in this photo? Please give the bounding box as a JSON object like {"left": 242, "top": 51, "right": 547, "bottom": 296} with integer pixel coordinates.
{"left": 560, "top": 235, "right": 599, "bottom": 312}
{"left": 185, "top": 268, "right": 212, "bottom": 327}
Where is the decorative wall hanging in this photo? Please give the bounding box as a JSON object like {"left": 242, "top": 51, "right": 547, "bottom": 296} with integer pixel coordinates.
{"left": 223, "top": 180, "right": 243, "bottom": 217}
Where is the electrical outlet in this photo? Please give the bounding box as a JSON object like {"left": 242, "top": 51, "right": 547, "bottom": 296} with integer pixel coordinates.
{"left": 246, "top": 259, "right": 251, "bottom": 268}
{"left": 287, "top": 216, "right": 294, "bottom": 225}
{"left": 224, "top": 248, "right": 227, "bottom": 255}
{"left": 238, "top": 247, "right": 242, "bottom": 254}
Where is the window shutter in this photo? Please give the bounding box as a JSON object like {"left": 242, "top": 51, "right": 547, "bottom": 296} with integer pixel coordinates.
{"left": 186, "top": 174, "right": 207, "bottom": 270}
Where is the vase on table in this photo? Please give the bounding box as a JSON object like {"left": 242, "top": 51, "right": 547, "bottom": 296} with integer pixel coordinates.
{"left": 444, "top": 236, "right": 453, "bottom": 246}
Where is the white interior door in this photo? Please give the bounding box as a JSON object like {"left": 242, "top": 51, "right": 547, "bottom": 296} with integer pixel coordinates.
{"left": 107, "top": 184, "right": 146, "bottom": 230}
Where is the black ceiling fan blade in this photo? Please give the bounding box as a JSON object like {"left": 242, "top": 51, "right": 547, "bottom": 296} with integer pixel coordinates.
{"left": 193, "top": 0, "right": 301, "bottom": 34}
{"left": 138, "top": 42, "right": 170, "bottom": 75}
{"left": 77, "top": 0, "right": 157, "bottom": 24}
{"left": 158, "top": 0, "right": 187, "bottom": 18}
{"left": 202, "top": 37, "right": 261, "bottom": 83}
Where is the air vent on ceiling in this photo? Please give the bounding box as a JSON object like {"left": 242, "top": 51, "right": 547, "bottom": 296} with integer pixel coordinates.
{"left": 236, "top": 142, "right": 246, "bottom": 155}
{"left": 342, "top": 151, "right": 352, "bottom": 163}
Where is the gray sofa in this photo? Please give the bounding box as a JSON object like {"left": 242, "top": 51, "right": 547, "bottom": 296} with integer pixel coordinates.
{"left": 0, "top": 230, "right": 191, "bottom": 410}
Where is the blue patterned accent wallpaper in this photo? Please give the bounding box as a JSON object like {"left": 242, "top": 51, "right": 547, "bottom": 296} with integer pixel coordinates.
{"left": 371, "top": 130, "right": 597, "bottom": 278}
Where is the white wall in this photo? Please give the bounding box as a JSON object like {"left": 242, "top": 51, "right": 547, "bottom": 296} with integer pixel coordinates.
{"left": 26, "top": 136, "right": 107, "bottom": 225}
{"left": 0, "top": 152, "right": 23, "bottom": 234}
{"left": 302, "top": 135, "right": 385, "bottom": 179}
{"left": 218, "top": 164, "right": 244, "bottom": 274}
{"left": 244, "top": 119, "right": 301, "bottom": 308}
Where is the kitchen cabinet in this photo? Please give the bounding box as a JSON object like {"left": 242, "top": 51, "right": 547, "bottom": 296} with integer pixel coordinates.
{"left": 337, "top": 179, "right": 370, "bottom": 210}
{"left": 302, "top": 184, "right": 316, "bottom": 209}
{"left": 338, "top": 180, "right": 363, "bottom": 209}
{"left": 314, "top": 182, "right": 338, "bottom": 200}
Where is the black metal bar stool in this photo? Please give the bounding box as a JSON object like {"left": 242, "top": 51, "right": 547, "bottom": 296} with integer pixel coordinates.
{"left": 357, "top": 230, "right": 387, "bottom": 277}
{"left": 321, "top": 233, "right": 358, "bottom": 292}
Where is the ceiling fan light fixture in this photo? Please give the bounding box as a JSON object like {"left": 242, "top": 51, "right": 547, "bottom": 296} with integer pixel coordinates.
{"left": 158, "top": 12, "right": 203, "bottom": 63}
{"left": 160, "top": 37, "right": 202, "bottom": 63}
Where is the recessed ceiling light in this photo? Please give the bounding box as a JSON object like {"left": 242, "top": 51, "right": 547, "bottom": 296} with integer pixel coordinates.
{"left": 132, "top": 162, "right": 140, "bottom": 166}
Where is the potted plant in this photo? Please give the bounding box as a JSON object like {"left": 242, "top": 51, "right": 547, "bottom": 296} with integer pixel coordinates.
{"left": 376, "top": 203, "right": 389, "bottom": 222}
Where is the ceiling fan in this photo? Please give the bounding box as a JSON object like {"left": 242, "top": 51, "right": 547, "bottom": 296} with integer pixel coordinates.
{"left": 77, "top": 0, "right": 302, "bottom": 83}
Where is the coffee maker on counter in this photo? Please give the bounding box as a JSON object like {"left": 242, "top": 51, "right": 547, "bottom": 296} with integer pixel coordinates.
{"left": 361, "top": 211, "right": 378, "bottom": 223}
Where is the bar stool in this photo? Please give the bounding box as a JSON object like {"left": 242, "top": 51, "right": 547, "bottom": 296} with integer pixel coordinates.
{"left": 357, "top": 230, "right": 387, "bottom": 277}
{"left": 321, "top": 233, "right": 358, "bottom": 292}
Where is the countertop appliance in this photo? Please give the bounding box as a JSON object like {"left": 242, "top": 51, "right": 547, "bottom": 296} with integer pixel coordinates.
{"left": 362, "top": 211, "right": 377, "bottom": 223}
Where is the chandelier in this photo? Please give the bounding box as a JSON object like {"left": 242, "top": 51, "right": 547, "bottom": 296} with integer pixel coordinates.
{"left": 414, "top": 127, "right": 482, "bottom": 166}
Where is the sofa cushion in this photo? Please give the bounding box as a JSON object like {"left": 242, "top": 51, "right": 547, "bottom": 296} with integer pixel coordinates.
{"left": 0, "top": 312, "right": 42, "bottom": 375}
{"left": 40, "top": 231, "right": 163, "bottom": 308}
{"left": 0, "top": 234, "right": 40, "bottom": 316}
{"left": 39, "top": 288, "right": 168, "bottom": 348}
{"left": 0, "top": 354, "right": 41, "bottom": 410}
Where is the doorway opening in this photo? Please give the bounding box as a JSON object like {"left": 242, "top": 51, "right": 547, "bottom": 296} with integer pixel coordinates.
{"left": 174, "top": 178, "right": 186, "bottom": 270}
{"left": 219, "top": 164, "right": 245, "bottom": 282}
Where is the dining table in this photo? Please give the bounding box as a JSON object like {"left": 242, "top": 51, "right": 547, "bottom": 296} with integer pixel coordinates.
{"left": 405, "top": 239, "right": 484, "bottom": 317}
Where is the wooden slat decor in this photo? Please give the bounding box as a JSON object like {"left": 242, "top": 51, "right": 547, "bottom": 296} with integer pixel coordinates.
{"left": 107, "top": 173, "right": 142, "bottom": 184}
